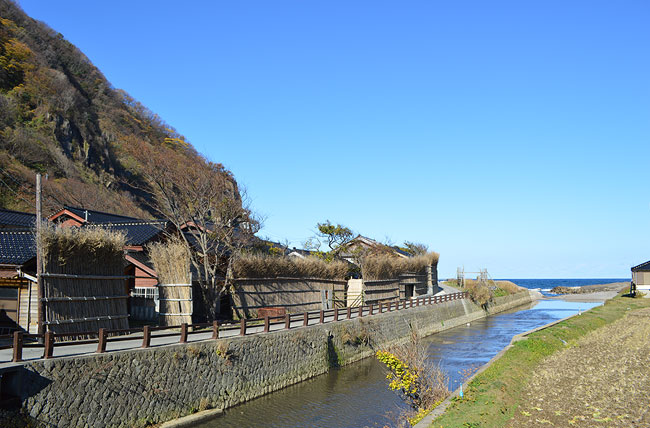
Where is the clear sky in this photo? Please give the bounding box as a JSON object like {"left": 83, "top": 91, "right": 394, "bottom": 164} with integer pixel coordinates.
{"left": 18, "top": 0, "right": 650, "bottom": 279}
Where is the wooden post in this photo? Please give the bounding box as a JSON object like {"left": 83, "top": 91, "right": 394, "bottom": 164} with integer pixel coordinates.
{"left": 358, "top": 306, "right": 363, "bottom": 318}
{"left": 334, "top": 307, "right": 339, "bottom": 322}
{"left": 96, "top": 328, "right": 107, "bottom": 353}
{"left": 36, "top": 173, "right": 44, "bottom": 337}
{"left": 12, "top": 331, "right": 23, "bottom": 362}
{"left": 369, "top": 304, "right": 374, "bottom": 315}
{"left": 180, "top": 323, "right": 188, "bottom": 343}
{"left": 303, "top": 312, "right": 308, "bottom": 327}
{"left": 347, "top": 307, "right": 351, "bottom": 319}
{"left": 264, "top": 316, "right": 270, "bottom": 333}
{"left": 239, "top": 318, "right": 246, "bottom": 336}
{"left": 43, "top": 331, "right": 53, "bottom": 359}
{"left": 142, "top": 326, "right": 151, "bottom": 348}
{"left": 319, "top": 310, "right": 324, "bottom": 324}
{"left": 212, "top": 321, "right": 219, "bottom": 339}
{"left": 284, "top": 313, "right": 291, "bottom": 330}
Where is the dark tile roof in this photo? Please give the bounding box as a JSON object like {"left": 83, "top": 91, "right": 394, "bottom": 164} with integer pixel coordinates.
{"left": 64, "top": 206, "right": 141, "bottom": 224}
{"left": 125, "top": 249, "right": 155, "bottom": 271}
{"left": 632, "top": 260, "right": 650, "bottom": 272}
{"left": 101, "top": 221, "right": 168, "bottom": 246}
{"left": 0, "top": 209, "right": 35, "bottom": 228}
{"left": 0, "top": 231, "right": 36, "bottom": 265}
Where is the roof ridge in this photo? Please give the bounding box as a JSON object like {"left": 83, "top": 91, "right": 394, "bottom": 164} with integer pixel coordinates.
{"left": 0, "top": 208, "right": 35, "bottom": 216}
{"left": 64, "top": 205, "right": 142, "bottom": 220}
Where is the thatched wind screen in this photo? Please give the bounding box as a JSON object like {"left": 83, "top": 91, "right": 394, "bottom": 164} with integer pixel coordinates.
{"left": 41, "top": 226, "right": 129, "bottom": 336}
{"left": 148, "top": 239, "right": 192, "bottom": 326}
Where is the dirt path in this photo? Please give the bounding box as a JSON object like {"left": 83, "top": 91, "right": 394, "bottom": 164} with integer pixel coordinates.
{"left": 507, "top": 307, "right": 650, "bottom": 427}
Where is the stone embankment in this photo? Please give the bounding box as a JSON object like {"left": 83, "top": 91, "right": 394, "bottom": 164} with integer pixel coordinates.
{"left": 2, "top": 290, "right": 537, "bottom": 428}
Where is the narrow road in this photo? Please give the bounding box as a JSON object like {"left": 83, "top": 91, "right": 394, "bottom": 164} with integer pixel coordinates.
{"left": 0, "top": 298, "right": 442, "bottom": 367}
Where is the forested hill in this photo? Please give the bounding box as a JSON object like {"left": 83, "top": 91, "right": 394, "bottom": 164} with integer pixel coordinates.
{"left": 0, "top": 0, "right": 239, "bottom": 218}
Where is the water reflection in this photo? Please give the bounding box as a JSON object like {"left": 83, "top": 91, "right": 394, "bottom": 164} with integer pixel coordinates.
{"left": 198, "top": 299, "right": 601, "bottom": 428}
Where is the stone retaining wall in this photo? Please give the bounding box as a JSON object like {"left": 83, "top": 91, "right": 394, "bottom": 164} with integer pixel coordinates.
{"left": 6, "top": 290, "right": 536, "bottom": 428}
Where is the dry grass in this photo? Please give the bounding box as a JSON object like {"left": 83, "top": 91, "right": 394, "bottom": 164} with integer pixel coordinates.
{"left": 507, "top": 307, "right": 650, "bottom": 428}
{"left": 463, "top": 279, "right": 493, "bottom": 306}
{"left": 232, "top": 253, "right": 349, "bottom": 280}
{"left": 494, "top": 280, "right": 523, "bottom": 295}
{"left": 361, "top": 252, "right": 439, "bottom": 281}
{"left": 40, "top": 224, "right": 128, "bottom": 335}
{"left": 148, "top": 237, "right": 192, "bottom": 325}
{"left": 40, "top": 223, "right": 126, "bottom": 269}
{"left": 432, "top": 294, "right": 650, "bottom": 428}
{"left": 378, "top": 328, "right": 450, "bottom": 426}
{"left": 147, "top": 237, "right": 191, "bottom": 285}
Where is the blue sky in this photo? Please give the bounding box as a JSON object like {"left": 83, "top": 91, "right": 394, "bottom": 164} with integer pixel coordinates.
{"left": 19, "top": 0, "right": 650, "bottom": 278}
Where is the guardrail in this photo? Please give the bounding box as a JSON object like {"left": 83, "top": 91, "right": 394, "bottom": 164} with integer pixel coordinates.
{"left": 1, "top": 292, "right": 468, "bottom": 363}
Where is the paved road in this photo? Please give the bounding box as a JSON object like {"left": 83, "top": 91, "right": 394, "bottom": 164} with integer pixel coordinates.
{"left": 0, "top": 291, "right": 452, "bottom": 368}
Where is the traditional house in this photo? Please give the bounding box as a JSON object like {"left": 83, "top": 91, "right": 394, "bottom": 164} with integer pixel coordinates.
{"left": 631, "top": 260, "right": 650, "bottom": 293}
{"left": 337, "top": 235, "right": 410, "bottom": 265}
{"left": 48, "top": 205, "right": 141, "bottom": 227}
{"left": 0, "top": 229, "right": 37, "bottom": 333}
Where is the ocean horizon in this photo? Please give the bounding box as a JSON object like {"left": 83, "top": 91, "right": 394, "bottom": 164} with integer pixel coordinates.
{"left": 500, "top": 278, "right": 629, "bottom": 292}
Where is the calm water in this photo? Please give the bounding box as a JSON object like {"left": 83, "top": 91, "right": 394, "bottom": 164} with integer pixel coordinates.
{"left": 198, "top": 298, "right": 601, "bottom": 428}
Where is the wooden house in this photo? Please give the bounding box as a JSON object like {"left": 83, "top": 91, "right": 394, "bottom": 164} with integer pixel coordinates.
{"left": 631, "top": 260, "right": 650, "bottom": 293}
{"left": 0, "top": 229, "right": 37, "bottom": 333}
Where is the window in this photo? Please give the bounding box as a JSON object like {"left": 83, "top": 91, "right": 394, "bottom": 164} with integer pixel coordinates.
{"left": 131, "top": 287, "right": 158, "bottom": 299}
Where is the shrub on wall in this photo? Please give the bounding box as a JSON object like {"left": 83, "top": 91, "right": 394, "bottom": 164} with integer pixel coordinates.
{"left": 361, "top": 252, "right": 439, "bottom": 281}
{"left": 232, "top": 253, "right": 350, "bottom": 280}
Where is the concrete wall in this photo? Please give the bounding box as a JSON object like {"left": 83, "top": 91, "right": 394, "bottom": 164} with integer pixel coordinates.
{"left": 231, "top": 278, "right": 347, "bottom": 318}
{"left": 4, "top": 290, "right": 535, "bottom": 428}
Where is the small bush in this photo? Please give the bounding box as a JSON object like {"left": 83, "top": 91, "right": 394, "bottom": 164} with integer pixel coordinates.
{"left": 376, "top": 329, "right": 449, "bottom": 425}
{"left": 463, "top": 279, "right": 493, "bottom": 306}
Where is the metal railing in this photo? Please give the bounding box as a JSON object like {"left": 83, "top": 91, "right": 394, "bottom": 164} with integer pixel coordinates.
{"left": 1, "top": 292, "right": 468, "bottom": 363}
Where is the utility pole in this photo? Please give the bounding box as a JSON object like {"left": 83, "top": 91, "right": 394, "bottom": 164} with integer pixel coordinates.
{"left": 36, "top": 173, "right": 44, "bottom": 336}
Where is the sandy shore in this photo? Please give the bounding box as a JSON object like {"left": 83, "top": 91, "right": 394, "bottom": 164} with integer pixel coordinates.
{"left": 547, "top": 282, "right": 629, "bottom": 302}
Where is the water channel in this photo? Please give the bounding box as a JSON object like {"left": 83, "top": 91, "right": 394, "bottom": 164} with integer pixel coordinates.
{"left": 198, "top": 299, "right": 601, "bottom": 428}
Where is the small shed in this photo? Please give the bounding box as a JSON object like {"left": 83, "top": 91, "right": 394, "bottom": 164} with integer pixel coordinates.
{"left": 631, "top": 260, "right": 650, "bottom": 292}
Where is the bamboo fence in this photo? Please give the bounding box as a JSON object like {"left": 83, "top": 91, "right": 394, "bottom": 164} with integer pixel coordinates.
{"left": 41, "top": 226, "right": 129, "bottom": 337}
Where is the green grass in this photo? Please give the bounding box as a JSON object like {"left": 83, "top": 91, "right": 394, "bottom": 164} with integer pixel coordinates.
{"left": 429, "top": 293, "right": 650, "bottom": 428}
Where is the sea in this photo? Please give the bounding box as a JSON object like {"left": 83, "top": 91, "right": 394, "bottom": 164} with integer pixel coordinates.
{"left": 500, "top": 278, "right": 629, "bottom": 296}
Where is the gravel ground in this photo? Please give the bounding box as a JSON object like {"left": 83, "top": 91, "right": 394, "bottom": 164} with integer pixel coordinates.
{"left": 507, "top": 307, "right": 650, "bottom": 427}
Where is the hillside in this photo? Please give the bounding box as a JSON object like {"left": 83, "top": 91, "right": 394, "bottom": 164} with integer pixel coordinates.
{"left": 0, "top": 0, "right": 239, "bottom": 218}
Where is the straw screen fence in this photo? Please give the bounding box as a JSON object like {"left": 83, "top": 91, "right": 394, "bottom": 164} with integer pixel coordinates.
{"left": 148, "top": 239, "right": 192, "bottom": 326}
{"left": 41, "top": 226, "right": 129, "bottom": 336}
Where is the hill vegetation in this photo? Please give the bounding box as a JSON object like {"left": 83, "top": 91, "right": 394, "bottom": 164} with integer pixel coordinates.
{"left": 0, "top": 0, "right": 239, "bottom": 217}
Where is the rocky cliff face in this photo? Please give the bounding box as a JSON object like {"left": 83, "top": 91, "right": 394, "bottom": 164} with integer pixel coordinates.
{"left": 0, "top": 0, "right": 238, "bottom": 218}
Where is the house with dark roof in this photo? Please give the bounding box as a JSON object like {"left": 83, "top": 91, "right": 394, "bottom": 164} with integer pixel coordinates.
{"left": 0, "top": 230, "right": 37, "bottom": 332}
{"left": 48, "top": 205, "right": 140, "bottom": 227}
{"left": 337, "top": 235, "right": 410, "bottom": 265}
{"left": 631, "top": 260, "right": 650, "bottom": 293}
{"left": 0, "top": 208, "right": 35, "bottom": 229}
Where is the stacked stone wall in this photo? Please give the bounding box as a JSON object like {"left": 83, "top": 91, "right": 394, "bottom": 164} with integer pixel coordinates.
{"left": 8, "top": 291, "right": 535, "bottom": 427}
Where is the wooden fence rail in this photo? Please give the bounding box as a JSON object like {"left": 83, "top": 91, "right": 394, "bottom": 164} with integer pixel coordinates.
{"left": 2, "top": 292, "right": 468, "bottom": 363}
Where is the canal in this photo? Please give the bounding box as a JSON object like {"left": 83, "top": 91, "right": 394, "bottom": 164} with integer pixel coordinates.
{"left": 197, "top": 298, "right": 601, "bottom": 428}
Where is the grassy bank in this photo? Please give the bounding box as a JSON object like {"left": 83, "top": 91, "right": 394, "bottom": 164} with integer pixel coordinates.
{"left": 429, "top": 293, "right": 650, "bottom": 428}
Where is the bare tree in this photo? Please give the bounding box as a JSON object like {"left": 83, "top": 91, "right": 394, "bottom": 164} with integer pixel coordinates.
{"left": 121, "top": 137, "right": 260, "bottom": 318}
